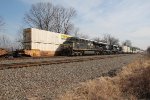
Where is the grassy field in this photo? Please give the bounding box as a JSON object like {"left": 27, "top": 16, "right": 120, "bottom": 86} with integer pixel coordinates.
{"left": 59, "top": 55, "right": 150, "bottom": 100}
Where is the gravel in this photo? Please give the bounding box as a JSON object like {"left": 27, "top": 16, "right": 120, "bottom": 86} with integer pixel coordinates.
{"left": 0, "top": 54, "right": 140, "bottom": 100}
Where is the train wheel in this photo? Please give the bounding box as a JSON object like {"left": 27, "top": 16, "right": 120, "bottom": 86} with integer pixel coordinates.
{"left": 95, "top": 52, "right": 99, "bottom": 55}
{"left": 74, "top": 52, "right": 78, "bottom": 56}
{"left": 94, "top": 51, "right": 97, "bottom": 55}
{"left": 82, "top": 51, "right": 84, "bottom": 56}
{"left": 78, "top": 52, "right": 82, "bottom": 56}
{"left": 72, "top": 51, "right": 75, "bottom": 56}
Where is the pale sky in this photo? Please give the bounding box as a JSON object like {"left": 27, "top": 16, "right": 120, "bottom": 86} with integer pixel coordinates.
{"left": 0, "top": 0, "right": 150, "bottom": 49}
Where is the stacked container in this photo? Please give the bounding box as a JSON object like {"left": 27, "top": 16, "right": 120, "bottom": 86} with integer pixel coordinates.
{"left": 23, "top": 28, "right": 72, "bottom": 57}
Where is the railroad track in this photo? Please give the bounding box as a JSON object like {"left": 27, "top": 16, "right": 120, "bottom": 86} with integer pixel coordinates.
{"left": 0, "top": 54, "right": 127, "bottom": 70}
{"left": 0, "top": 56, "right": 64, "bottom": 61}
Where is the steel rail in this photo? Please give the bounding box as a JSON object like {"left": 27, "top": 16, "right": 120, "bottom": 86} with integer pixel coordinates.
{"left": 0, "top": 56, "right": 65, "bottom": 61}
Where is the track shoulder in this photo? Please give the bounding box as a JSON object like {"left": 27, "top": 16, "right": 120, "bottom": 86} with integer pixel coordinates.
{"left": 0, "top": 54, "right": 140, "bottom": 99}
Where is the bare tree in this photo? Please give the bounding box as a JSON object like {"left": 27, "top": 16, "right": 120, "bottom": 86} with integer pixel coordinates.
{"left": 24, "top": 2, "right": 76, "bottom": 34}
{"left": 15, "top": 27, "right": 25, "bottom": 49}
{"left": 73, "top": 27, "right": 80, "bottom": 37}
{"left": 74, "top": 32, "right": 89, "bottom": 39}
{"left": 100, "top": 34, "right": 119, "bottom": 45}
{"left": 0, "top": 16, "right": 5, "bottom": 31}
{"left": 93, "top": 37, "right": 103, "bottom": 42}
{"left": 0, "top": 34, "right": 12, "bottom": 49}
{"left": 0, "top": 17, "right": 10, "bottom": 49}
{"left": 147, "top": 46, "right": 150, "bottom": 56}
{"left": 24, "top": 2, "right": 54, "bottom": 30}
{"left": 52, "top": 6, "right": 76, "bottom": 34}
{"left": 122, "top": 40, "right": 132, "bottom": 46}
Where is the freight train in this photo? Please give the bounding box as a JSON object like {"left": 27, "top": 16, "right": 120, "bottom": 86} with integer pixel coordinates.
{"left": 0, "top": 28, "right": 140, "bottom": 58}
{"left": 60, "top": 37, "right": 130, "bottom": 56}
{"left": 22, "top": 28, "right": 140, "bottom": 57}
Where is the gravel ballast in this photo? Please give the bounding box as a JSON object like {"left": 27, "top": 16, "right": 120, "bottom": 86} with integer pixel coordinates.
{"left": 0, "top": 54, "right": 140, "bottom": 100}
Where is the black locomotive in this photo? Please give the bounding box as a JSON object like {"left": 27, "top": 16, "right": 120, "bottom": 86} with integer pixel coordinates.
{"left": 61, "top": 37, "right": 122, "bottom": 56}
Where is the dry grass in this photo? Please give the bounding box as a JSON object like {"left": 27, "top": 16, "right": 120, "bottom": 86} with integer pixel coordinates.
{"left": 59, "top": 77, "right": 122, "bottom": 100}
{"left": 59, "top": 57, "right": 150, "bottom": 100}
{"left": 0, "top": 48, "right": 7, "bottom": 56}
{"left": 118, "top": 58, "right": 150, "bottom": 99}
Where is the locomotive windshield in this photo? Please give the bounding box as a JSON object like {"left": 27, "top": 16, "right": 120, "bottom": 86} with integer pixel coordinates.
{"left": 63, "top": 41, "right": 73, "bottom": 44}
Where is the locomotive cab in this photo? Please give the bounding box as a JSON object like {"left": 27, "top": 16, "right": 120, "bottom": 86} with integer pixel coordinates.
{"left": 61, "top": 37, "right": 96, "bottom": 56}
{"left": 61, "top": 38, "right": 74, "bottom": 56}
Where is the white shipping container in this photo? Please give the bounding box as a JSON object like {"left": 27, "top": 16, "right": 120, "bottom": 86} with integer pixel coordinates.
{"left": 23, "top": 28, "right": 72, "bottom": 56}
{"left": 127, "top": 47, "right": 131, "bottom": 53}
{"left": 122, "top": 46, "right": 131, "bottom": 53}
